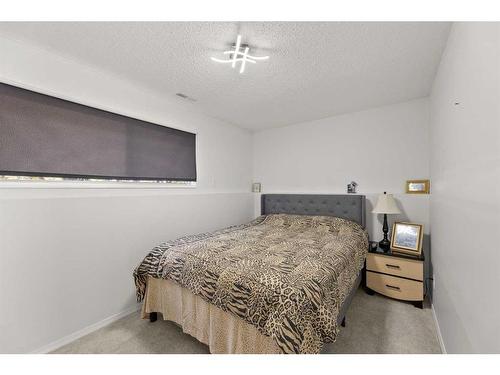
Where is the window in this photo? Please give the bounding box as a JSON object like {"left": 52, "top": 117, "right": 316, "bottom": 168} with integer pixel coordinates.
{"left": 0, "top": 83, "right": 196, "bottom": 184}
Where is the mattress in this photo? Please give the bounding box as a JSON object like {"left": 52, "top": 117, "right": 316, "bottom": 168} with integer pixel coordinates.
{"left": 134, "top": 214, "right": 368, "bottom": 354}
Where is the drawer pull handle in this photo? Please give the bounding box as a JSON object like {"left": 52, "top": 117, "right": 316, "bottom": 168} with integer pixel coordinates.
{"left": 385, "top": 284, "right": 401, "bottom": 291}
{"left": 385, "top": 264, "right": 401, "bottom": 269}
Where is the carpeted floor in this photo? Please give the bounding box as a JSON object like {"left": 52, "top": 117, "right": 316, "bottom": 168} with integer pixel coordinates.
{"left": 51, "top": 287, "right": 442, "bottom": 354}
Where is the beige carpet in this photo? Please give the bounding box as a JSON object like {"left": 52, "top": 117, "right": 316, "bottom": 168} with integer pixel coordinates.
{"left": 52, "top": 287, "right": 442, "bottom": 354}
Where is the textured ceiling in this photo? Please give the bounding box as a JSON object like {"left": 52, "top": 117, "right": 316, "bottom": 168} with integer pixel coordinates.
{"left": 0, "top": 22, "right": 450, "bottom": 130}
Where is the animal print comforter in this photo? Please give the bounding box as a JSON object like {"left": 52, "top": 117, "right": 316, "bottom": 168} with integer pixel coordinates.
{"left": 133, "top": 214, "right": 368, "bottom": 354}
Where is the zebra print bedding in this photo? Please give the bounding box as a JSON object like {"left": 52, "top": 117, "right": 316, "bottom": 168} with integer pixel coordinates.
{"left": 133, "top": 214, "right": 368, "bottom": 354}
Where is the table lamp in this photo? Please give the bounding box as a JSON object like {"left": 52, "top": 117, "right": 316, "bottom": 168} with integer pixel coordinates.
{"left": 372, "top": 192, "right": 401, "bottom": 251}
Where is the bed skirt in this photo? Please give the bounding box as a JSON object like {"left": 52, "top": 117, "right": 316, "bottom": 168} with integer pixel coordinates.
{"left": 141, "top": 276, "right": 281, "bottom": 354}
{"left": 141, "top": 273, "right": 361, "bottom": 354}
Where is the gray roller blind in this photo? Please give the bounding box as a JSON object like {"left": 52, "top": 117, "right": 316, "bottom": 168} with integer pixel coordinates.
{"left": 0, "top": 83, "right": 196, "bottom": 181}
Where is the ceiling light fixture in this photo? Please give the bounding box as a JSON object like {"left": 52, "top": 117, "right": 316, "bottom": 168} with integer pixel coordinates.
{"left": 211, "top": 35, "right": 269, "bottom": 74}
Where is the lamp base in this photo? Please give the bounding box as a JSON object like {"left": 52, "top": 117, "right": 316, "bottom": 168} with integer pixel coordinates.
{"left": 379, "top": 213, "right": 391, "bottom": 252}
{"left": 379, "top": 238, "right": 391, "bottom": 252}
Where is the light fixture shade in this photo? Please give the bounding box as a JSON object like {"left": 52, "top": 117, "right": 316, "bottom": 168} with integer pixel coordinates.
{"left": 372, "top": 193, "right": 401, "bottom": 214}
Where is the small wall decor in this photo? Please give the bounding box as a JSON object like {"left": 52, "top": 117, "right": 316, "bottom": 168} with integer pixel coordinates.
{"left": 347, "top": 181, "right": 358, "bottom": 194}
{"left": 252, "top": 182, "right": 262, "bottom": 193}
{"left": 390, "top": 222, "right": 424, "bottom": 257}
{"left": 406, "top": 179, "right": 430, "bottom": 194}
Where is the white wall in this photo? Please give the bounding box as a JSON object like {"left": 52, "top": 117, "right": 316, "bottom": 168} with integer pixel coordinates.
{"left": 429, "top": 23, "right": 500, "bottom": 353}
{"left": 0, "top": 36, "right": 254, "bottom": 353}
{"left": 253, "top": 98, "right": 431, "bottom": 240}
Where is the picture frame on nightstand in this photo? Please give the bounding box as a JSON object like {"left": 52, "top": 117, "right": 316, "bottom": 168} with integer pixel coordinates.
{"left": 390, "top": 222, "right": 424, "bottom": 257}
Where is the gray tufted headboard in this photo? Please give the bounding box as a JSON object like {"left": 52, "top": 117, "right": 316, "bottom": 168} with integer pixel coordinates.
{"left": 261, "top": 194, "right": 366, "bottom": 228}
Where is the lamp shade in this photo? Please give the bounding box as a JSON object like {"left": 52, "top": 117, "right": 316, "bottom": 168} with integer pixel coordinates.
{"left": 372, "top": 193, "right": 401, "bottom": 214}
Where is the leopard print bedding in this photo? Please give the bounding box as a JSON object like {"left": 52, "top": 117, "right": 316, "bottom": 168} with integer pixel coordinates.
{"left": 133, "top": 214, "right": 368, "bottom": 354}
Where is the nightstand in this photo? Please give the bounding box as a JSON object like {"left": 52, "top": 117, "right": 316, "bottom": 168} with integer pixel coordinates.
{"left": 365, "top": 244, "right": 424, "bottom": 308}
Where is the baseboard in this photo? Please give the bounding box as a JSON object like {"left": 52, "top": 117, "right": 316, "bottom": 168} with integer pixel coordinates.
{"left": 431, "top": 303, "right": 447, "bottom": 354}
{"left": 30, "top": 304, "right": 141, "bottom": 354}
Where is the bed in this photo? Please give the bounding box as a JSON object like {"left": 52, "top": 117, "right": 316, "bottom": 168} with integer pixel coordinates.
{"left": 133, "top": 194, "right": 368, "bottom": 354}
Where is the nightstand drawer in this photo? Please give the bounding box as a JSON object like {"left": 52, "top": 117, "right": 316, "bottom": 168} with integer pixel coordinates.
{"left": 367, "top": 253, "right": 423, "bottom": 281}
{"left": 366, "top": 271, "right": 423, "bottom": 301}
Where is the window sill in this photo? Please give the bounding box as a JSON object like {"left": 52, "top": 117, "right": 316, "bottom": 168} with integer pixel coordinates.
{"left": 0, "top": 180, "right": 197, "bottom": 189}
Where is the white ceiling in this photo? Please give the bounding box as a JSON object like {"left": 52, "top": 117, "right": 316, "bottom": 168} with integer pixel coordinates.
{"left": 0, "top": 22, "right": 450, "bottom": 131}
